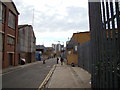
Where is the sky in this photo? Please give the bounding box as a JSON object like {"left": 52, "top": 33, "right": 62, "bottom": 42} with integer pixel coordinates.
{"left": 13, "top": 0, "right": 89, "bottom": 47}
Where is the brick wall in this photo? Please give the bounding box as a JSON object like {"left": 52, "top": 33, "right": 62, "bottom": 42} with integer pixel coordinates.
{"left": 2, "top": 2, "right": 19, "bottom": 68}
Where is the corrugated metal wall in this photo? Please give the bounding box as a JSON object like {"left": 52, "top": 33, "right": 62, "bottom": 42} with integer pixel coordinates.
{"left": 18, "top": 25, "right": 36, "bottom": 63}
{"left": 18, "top": 26, "right": 36, "bottom": 53}
{"left": 78, "top": 41, "right": 91, "bottom": 73}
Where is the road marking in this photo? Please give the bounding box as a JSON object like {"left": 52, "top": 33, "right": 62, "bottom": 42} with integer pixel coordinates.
{"left": 38, "top": 64, "right": 56, "bottom": 90}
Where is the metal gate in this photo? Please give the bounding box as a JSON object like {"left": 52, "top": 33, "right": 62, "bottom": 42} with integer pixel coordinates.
{"left": 89, "top": 0, "right": 120, "bottom": 88}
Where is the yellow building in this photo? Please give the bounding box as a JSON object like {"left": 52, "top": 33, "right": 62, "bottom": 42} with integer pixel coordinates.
{"left": 66, "top": 32, "right": 90, "bottom": 65}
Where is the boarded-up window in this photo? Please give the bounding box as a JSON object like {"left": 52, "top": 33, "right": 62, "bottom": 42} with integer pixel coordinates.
{"left": 7, "top": 36, "right": 15, "bottom": 45}
{"left": 0, "top": 33, "right": 3, "bottom": 52}
{"left": 2, "top": 4, "right": 5, "bottom": 23}
{"left": 0, "top": 3, "right": 6, "bottom": 23}
{"left": 8, "top": 11, "right": 15, "bottom": 29}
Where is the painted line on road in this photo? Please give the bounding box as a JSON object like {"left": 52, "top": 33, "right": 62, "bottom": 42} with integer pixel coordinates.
{"left": 38, "top": 64, "right": 56, "bottom": 90}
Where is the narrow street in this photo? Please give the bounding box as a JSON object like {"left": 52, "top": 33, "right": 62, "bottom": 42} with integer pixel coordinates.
{"left": 2, "top": 58, "right": 56, "bottom": 88}
{"left": 1, "top": 0, "right": 120, "bottom": 89}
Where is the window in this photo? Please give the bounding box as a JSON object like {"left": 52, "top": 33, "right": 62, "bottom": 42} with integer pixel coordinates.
{"left": 68, "top": 51, "right": 71, "bottom": 55}
{"left": 8, "top": 11, "right": 15, "bottom": 29}
{"left": 2, "top": 4, "right": 5, "bottom": 23}
{"left": 7, "top": 36, "right": 15, "bottom": 45}
{"left": 0, "top": 33, "right": 3, "bottom": 52}
{"left": 0, "top": 3, "right": 6, "bottom": 23}
{"left": 74, "top": 46, "right": 78, "bottom": 51}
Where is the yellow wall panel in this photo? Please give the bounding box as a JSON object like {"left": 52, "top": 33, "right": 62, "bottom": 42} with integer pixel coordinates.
{"left": 66, "top": 32, "right": 90, "bottom": 65}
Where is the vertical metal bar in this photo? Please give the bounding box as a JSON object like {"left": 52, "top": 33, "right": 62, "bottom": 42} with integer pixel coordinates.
{"left": 102, "top": 1, "right": 107, "bottom": 88}
{"left": 117, "top": 1, "right": 120, "bottom": 87}
{"left": 114, "top": 1, "right": 119, "bottom": 88}
{"left": 106, "top": 0, "right": 112, "bottom": 88}
{"left": 89, "top": 2, "right": 97, "bottom": 88}
{"left": 109, "top": 0, "right": 114, "bottom": 88}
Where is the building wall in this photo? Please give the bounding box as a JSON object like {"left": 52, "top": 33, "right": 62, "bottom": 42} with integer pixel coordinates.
{"left": 78, "top": 41, "right": 91, "bottom": 73}
{"left": 72, "top": 32, "right": 90, "bottom": 45}
{"left": 67, "top": 32, "right": 90, "bottom": 65}
{"left": 18, "top": 26, "right": 29, "bottom": 52}
{"left": 18, "top": 25, "right": 36, "bottom": 63}
{"left": 67, "top": 49, "right": 78, "bottom": 65}
{"left": 2, "top": 2, "right": 19, "bottom": 68}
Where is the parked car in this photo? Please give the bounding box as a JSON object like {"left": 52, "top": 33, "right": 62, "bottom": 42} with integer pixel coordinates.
{"left": 20, "top": 58, "right": 26, "bottom": 65}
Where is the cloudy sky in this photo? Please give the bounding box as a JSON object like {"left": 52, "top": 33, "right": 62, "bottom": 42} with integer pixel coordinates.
{"left": 13, "top": 0, "right": 89, "bottom": 47}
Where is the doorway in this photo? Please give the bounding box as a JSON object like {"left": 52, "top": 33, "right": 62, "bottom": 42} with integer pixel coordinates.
{"left": 8, "top": 53, "right": 13, "bottom": 66}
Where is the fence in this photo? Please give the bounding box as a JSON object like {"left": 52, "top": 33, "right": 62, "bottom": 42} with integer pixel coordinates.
{"left": 89, "top": 1, "right": 120, "bottom": 88}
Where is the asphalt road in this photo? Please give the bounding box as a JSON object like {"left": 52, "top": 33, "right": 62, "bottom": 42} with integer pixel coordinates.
{"left": 2, "top": 58, "right": 56, "bottom": 89}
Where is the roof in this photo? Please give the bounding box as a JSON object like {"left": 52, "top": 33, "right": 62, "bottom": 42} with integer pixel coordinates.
{"left": 18, "top": 24, "right": 36, "bottom": 39}
{"left": 18, "top": 24, "right": 33, "bottom": 29}
{"left": 72, "top": 31, "right": 90, "bottom": 38}
{"left": 2, "top": 0, "right": 19, "bottom": 15}
{"left": 67, "top": 31, "right": 90, "bottom": 49}
{"left": 18, "top": 24, "right": 28, "bottom": 29}
{"left": 36, "top": 45, "right": 45, "bottom": 49}
{"left": 73, "top": 31, "right": 90, "bottom": 35}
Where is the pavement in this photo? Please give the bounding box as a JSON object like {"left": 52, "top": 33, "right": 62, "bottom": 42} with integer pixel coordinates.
{"left": 45, "top": 62, "right": 91, "bottom": 88}
{"left": 1, "top": 61, "right": 41, "bottom": 75}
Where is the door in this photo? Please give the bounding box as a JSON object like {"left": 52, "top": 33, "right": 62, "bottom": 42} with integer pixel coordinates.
{"left": 8, "top": 53, "right": 13, "bottom": 66}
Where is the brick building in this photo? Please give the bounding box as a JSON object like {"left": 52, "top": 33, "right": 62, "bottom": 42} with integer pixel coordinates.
{"left": 66, "top": 32, "right": 90, "bottom": 65}
{"left": 0, "top": 1, "right": 19, "bottom": 68}
{"left": 18, "top": 25, "right": 36, "bottom": 64}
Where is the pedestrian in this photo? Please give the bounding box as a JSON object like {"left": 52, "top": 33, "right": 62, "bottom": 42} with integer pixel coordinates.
{"left": 43, "top": 59, "right": 46, "bottom": 64}
{"left": 60, "top": 57, "right": 64, "bottom": 65}
{"left": 57, "top": 57, "right": 59, "bottom": 64}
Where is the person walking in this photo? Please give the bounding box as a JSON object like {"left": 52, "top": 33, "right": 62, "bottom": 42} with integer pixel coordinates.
{"left": 43, "top": 59, "right": 46, "bottom": 64}
{"left": 57, "top": 57, "right": 59, "bottom": 64}
{"left": 60, "top": 57, "right": 64, "bottom": 65}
